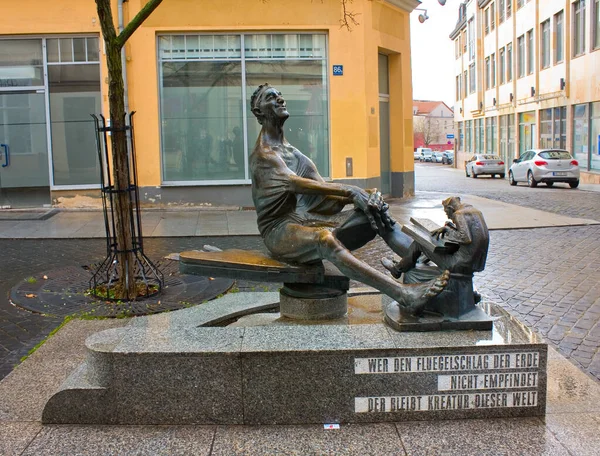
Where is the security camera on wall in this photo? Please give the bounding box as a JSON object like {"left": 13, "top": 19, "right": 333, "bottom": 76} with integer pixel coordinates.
{"left": 418, "top": 13, "right": 429, "bottom": 23}
{"left": 438, "top": 0, "right": 447, "bottom": 6}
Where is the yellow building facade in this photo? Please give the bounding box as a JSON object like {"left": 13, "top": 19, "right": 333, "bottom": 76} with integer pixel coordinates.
{"left": 0, "top": 0, "right": 419, "bottom": 208}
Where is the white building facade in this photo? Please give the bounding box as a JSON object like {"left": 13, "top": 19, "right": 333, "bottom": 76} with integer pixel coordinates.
{"left": 451, "top": 0, "right": 600, "bottom": 184}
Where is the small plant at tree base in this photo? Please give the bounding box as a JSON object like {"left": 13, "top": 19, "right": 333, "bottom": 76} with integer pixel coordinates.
{"left": 25, "top": 277, "right": 37, "bottom": 284}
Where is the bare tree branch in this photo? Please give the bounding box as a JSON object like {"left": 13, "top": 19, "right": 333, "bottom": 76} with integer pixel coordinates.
{"left": 340, "top": 0, "right": 361, "bottom": 31}
{"left": 117, "top": 0, "right": 164, "bottom": 49}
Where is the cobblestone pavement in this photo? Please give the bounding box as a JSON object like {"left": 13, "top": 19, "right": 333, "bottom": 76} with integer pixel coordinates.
{"left": 1, "top": 164, "right": 599, "bottom": 381}
{"left": 0, "top": 237, "right": 268, "bottom": 380}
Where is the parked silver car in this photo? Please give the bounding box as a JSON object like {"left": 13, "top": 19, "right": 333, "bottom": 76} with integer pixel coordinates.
{"left": 465, "top": 154, "right": 505, "bottom": 178}
{"left": 432, "top": 152, "right": 444, "bottom": 163}
{"left": 509, "top": 149, "right": 580, "bottom": 188}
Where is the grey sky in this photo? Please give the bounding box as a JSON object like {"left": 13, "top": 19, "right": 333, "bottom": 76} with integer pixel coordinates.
{"left": 410, "top": 0, "right": 461, "bottom": 107}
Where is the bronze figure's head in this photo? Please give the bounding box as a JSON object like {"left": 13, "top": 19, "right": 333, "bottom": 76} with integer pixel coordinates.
{"left": 251, "top": 83, "right": 289, "bottom": 125}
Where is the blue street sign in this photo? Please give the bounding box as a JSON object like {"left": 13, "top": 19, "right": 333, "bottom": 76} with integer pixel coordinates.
{"left": 447, "top": 134, "right": 455, "bottom": 139}
{"left": 333, "top": 65, "right": 344, "bottom": 76}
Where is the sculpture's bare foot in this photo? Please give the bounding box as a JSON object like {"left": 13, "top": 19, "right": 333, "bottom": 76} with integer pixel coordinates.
{"left": 396, "top": 270, "right": 450, "bottom": 316}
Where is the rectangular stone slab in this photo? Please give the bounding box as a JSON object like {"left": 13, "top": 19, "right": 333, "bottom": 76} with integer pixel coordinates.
{"left": 179, "top": 249, "right": 349, "bottom": 289}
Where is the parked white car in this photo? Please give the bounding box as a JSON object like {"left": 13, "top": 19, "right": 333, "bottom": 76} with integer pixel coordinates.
{"left": 509, "top": 149, "right": 580, "bottom": 188}
{"left": 465, "top": 154, "right": 505, "bottom": 178}
{"left": 416, "top": 147, "right": 434, "bottom": 162}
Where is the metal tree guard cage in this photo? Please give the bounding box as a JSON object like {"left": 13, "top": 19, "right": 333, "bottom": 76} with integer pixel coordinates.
{"left": 90, "top": 113, "right": 163, "bottom": 301}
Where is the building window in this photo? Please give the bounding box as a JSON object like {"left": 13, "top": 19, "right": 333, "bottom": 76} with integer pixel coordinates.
{"left": 158, "top": 33, "right": 329, "bottom": 183}
{"left": 517, "top": 35, "right": 525, "bottom": 78}
{"left": 593, "top": 0, "right": 600, "bottom": 49}
{"left": 456, "top": 75, "right": 461, "bottom": 101}
{"left": 476, "top": 118, "right": 484, "bottom": 153}
{"left": 554, "top": 11, "right": 564, "bottom": 63}
{"left": 499, "top": 47, "right": 505, "bottom": 84}
{"left": 466, "top": 120, "right": 472, "bottom": 152}
{"left": 491, "top": 3, "right": 496, "bottom": 31}
{"left": 591, "top": 102, "right": 600, "bottom": 171}
{"left": 463, "top": 70, "right": 468, "bottom": 98}
{"left": 541, "top": 19, "right": 551, "bottom": 68}
{"left": 462, "top": 30, "right": 467, "bottom": 53}
{"left": 491, "top": 53, "right": 496, "bottom": 88}
{"left": 468, "top": 18, "right": 475, "bottom": 60}
{"left": 527, "top": 30, "right": 534, "bottom": 74}
{"left": 517, "top": 0, "right": 525, "bottom": 10}
{"left": 508, "top": 114, "right": 515, "bottom": 161}
{"left": 519, "top": 111, "right": 536, "bottom": 156}
{"left": 540, "top": 107, "right": 566, "bottom": 149}
{"left": 507, "top": 42, "right": 513, "bottom": 82}
{"left": 458, "top": 121, "right": 464, "bottom": 151}
{"left": 469, "top": 63, "right": 476, "bottom": 93}
{"left": 499, "top": 0, "right": 505, "bottom": 24}
{"left": 485, "top": 57, "right": 491, "bottom": 89}
{"left": 485, "top": 8, "right": 490, "bottom": 35}
{"left": 507, "top": 0, "right": 512, "bottom": 19}
{"left": 46, "top": 37, "right": 101, "bottom": 186}
{"left": 486, "top": 117, "right": 497, "bottom": 154}
{"left": 573, "top": 102, "right": 600, "bottom": 171}
{"left": 573, "top": 0, "right": 586, "bottom": 57}
{"left": 573, "top": 103, "right": 589, "bottom": 169}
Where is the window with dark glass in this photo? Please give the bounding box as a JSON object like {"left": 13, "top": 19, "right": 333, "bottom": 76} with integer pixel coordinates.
{"left": 499, "top": 47, "right": 505, "bottom": 84}
{"left": 517, "top": 35, "right": 525, "bottom": 77}
{"left": 527, "top": 30, "right": 534, "bottom": 74}
{"left": 507, "top": 42, "right": 513, "bottom": 81}
{"left": 593, "top": 0, "right": 600, "bottom": 49}
{"left": 554, "top": 11, "right": 564, "bottom": 63}
{"left": 491, "top": 53, "right": 496, "bottom": 87}
{"left": 469, "top": 63, "right": 476, "bottom": 93}
{"left": 541, "top": 19, "right": 551, "bottom": 68}
{"left": 573, "top": 0, "right": 586, "bottom": 57}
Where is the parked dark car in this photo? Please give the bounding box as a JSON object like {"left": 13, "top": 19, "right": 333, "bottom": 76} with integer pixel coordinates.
{"left": 441, "top": 150, "right": 454, "bottom": 164}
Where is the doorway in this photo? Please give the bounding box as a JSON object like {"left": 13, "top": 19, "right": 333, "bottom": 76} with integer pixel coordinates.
{"left": 378, "top": 54, "right": 391, "bottom": 195}
{"left": 0, "top": 39, "right": 50, "bottom": 207}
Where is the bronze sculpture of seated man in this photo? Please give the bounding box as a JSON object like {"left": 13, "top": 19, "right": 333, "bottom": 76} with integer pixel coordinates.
{"left": 249, "top": 83, "right": 449, "bottom": 316}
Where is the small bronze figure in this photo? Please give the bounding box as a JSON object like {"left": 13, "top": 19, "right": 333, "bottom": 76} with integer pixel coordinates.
{"left": 249, "top": 83, "right": 449, "bottom": 316}
{"left": 382, "top": 196, "right": 489, "bottom": 277}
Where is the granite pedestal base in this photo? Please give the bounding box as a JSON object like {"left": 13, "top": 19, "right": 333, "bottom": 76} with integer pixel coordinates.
{"left": 42, "top": 293, "right": 547, "bottom": 425}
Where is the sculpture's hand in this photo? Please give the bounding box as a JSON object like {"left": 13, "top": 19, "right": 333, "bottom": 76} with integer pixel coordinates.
{"left": 432, "top": 226, "right": 449, "bottom": 240}
{"left": 367, "top": 190, "right": 395, "bottom": 233}
{"left": 349, "top": 187, "right": 378, "bottom": 231}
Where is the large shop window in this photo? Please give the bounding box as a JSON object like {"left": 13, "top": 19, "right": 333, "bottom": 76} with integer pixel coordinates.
{"left": 573, "top": 102, "right": 600, "bottom": 171}
{"left": 47, "top": 37, "right": 101, "bottom": 186}
{"left": 539, "top": 107, "right": 566, "bottom": 151}
{"left": 519, "top": 111, "right": 536, "bottom": 156}
{"left": 158, "top": 33, "right": 329, "bottom": 184}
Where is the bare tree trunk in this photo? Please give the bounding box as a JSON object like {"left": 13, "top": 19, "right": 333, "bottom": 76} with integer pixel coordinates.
{"left": 95, "top": 0, "right": 164, "bottom": 298}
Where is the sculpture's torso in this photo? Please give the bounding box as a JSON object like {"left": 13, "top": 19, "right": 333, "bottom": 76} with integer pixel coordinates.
{"left": 250, "top": 141, "right": 337, "bottom": 238}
